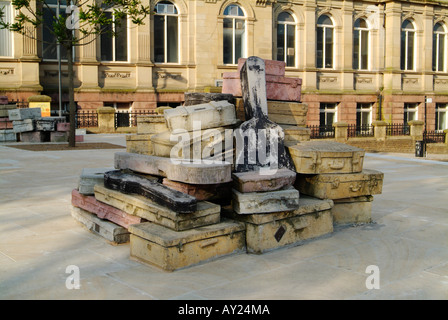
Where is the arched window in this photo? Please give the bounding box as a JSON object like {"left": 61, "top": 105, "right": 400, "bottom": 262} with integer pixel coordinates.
{"left": 316, "top": 15, "right": 334, "bottom": 69}
{"left": 401, "top": 20, "right": 415, "bottom": 71}
{"left": 223, "top": 4, "right": 246, "bottom": 65}
{"left": 353, "top": 18, "right": 369, "bottom": 70}
{"left": 433, "top": 22, "right": 447, "bottom": 72}
{"left": 154, "top": 1, "right": 179, "bottom": 63}
{"left": 277, "top": 12, "right": 296, "bottom": 67}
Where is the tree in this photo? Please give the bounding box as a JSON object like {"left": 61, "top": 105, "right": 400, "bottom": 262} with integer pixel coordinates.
{"left": 0, "top": 0, "right": 151, "bottom": 147}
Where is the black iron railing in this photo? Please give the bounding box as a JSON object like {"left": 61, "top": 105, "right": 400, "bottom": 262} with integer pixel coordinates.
{"left": 348, "top": 124, "right": 374, "bottom": 138}
{"left": 424, "top": 130, "right": 446, "bottom": 143}
{"left": 386, "top": 123, "right": 410, "bottom": 136}
{"left": 307, "top": 125, "right": 335, "bottom": 139}
{"left": 76, "top": 110, "right": 98, "bottom": 128}
{"left": 115, "top": 109, "right": 157, "bottom": 128}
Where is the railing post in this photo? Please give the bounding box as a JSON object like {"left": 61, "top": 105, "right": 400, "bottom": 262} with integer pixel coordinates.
{"left": 97, "top": 107, "right": 116, "bottom": 133}
{"left": 333, "top": 122, "right": 349, "bottom": 142}
{"left": 372, "top": 121, "right": 387, "bottom": 141}
{"left": 408, "top": 120, "right": 425, "bottom": 141}
{"left": 444, "top": 129, "right": 448, "bottom": 144}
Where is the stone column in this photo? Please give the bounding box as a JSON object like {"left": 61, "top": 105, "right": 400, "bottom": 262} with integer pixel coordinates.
{"left": 97, "top": 107, "right": 115, "bottom": 133}
{"left": 333, "top": 122, "right": 349, "bottom": 142}
{"left": 408, "top": 120, "right": 425, "bottom": 141}
{"left": 372, "top": 120, "right": 387, "bottom": 141}
{"left": 444, "top": 129, "right": 448, "bottom": 145}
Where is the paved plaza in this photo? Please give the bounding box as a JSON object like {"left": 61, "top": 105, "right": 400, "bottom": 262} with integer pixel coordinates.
{"left": 0, "top": 134, "right": 447, "bottom": 300}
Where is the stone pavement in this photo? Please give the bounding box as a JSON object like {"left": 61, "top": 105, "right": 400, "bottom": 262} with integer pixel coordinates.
{"left": 0, "top": 134, "right": 447, "bottom": 300}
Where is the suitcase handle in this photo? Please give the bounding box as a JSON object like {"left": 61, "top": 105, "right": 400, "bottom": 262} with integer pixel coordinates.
{"left": 329, "top": 159, "right": 345, "bottom": 170}
{"left": 199, "top": 238, "right": 219, "bottom": 248}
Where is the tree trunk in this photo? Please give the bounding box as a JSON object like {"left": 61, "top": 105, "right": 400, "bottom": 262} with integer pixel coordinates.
{"left": 67, "top": 42, "right": 76, "bottom": 147}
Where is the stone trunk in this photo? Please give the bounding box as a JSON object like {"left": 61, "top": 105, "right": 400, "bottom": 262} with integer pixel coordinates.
{"left": 71, "top": 189, "right": 143, "bottom": 229}
{"left": 94, "top": 184, "right": 220, "bottom": 231}
{"left": 295, "top": 169, "right": 384, "bottom": 200}
{"left": 78, "top": 167, "right": 115, "bottom": 195}
{"left": 126, "top": 134, "right": 154, "bottom": 155}
{"left": 114, "top": 152, "right": 232, "bottom": 185}
{"left": 20, "top": 131, "right": 50, "bottom": 142}
{"left": 70, "top": 206, "right": 130, "bottom": 244}
{"left": 232, "top": 168, "right": 296, "bottom": 193}
{"left": 163, "top": 101, "right": 239, "bottom": 132}
{"left": 287, "top": 141, "right": 365, "bottom": 174}
{"left": 104, "top": 170, "right": 198, "bottom": 214}
{"left": 162, "top": 178, "right": 232, "bottom": 203}
{"left": 331, "top": 195, "right": 374, "bottom": 225}
{"left": 128, "top": 220, "right": 246, "bottom": 271}
{"left": 0, "top": 129, "right": 16, "bottom": 142}
{"left": 8, "top": 108, "right": 42, "bottom": 120}
{"left": 232, "top": 186, "right": 300, "bottom": 214}
{"left": 36, "top": 117, "right": 66, "bottom": 131}
{"left": 13, "top": 119, "right": 35, "bottom": 133}
{"left": 223, "top": 196, "right": 334, "bottom": 254}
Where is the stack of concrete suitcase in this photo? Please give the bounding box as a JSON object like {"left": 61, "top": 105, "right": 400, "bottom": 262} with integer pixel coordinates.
{"left": 69, "top": 56, "right": 384, "bottom": 271}
{"left": 0, "top": 98, "right": 17, "bottom": 142}
{"left": 6, "top": 106, "right": 69, "bottom": 143}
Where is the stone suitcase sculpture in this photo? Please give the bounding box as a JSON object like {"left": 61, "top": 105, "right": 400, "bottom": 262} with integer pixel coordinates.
{"left": 295, "top": 169, "right": 384, "bottom": 200}
{"left": 287, "top": 141, "right": 365, "bottom": 174}
{"left": 128, "top": 219, "right": 246, "bottom": 271}
{"left": 331, "top": 195, "right": 374, "bottom": 225}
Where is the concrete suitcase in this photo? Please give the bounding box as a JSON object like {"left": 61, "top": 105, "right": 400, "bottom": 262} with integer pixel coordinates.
{"left": 295, "top": 169, "right": 384, "bottom": 200}
{"left": 163, "top": 101, "right": 238, "bottom": 132}
{"left": 332, "top": 195, "right": 374, "bottom": 225}
{"left": 20, "top": 131, "right": 50, "bottom": 143}
{"left": 129, "top": 219, "right": 246, "bottom": 271}
{"left": 94, "top": 184, "right": 220, "bottom": 231}
{"left": 12, "top": 119, "right": 35, "bottom": 133}
{"left": 71, "top": 189, "right": 143, "bottom": 229}
{"left": 126, "top": 134, "right": 154, "bottom": 155}
{"left": 151, "top": 127, "right": 234, "bottom": 160}
{"left": 78, "top": 167, "right": 114, "bottom": 195}
{"left": 114, "top": 152, "right": 232, "bottom": 185}
{"left": 287, "top": 141, "right": 365, "bottom": 174}
{"left": 183, "top": 92, "right": 235, "bottom": 106}
{"left": 0, "top": 118, "right": 13, "bottom": 129}
{"left": 70, "top": 206, "right": 130, "bottom": 244}
{"left": 0, "top": 129, "right": 16, "bottom": 142}
{"left": 0, "top": 104, "right": 16, "bottom": 117}
{"left": 235, "top": 99, "right": 307, "bottom": 126}
{"left": 223, "top": 196, "right": 334, "bottom": 254}
{"left": 232, "top": 186, "right": 300, "bottom": 214}
{"left": 8, "top": 108, "right": 42, "bottom": 120}
{"left": 36, "top": 117, "right": 65, "bottom": 131}
{"left": 136, "top": 114, "right": 168, "bottom": 135}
